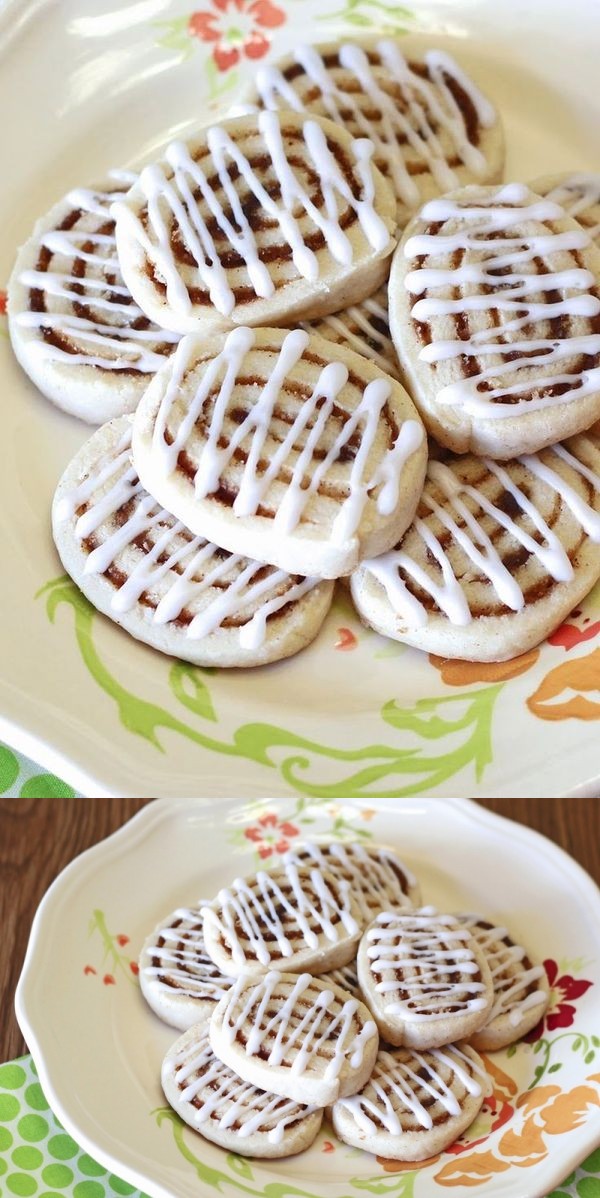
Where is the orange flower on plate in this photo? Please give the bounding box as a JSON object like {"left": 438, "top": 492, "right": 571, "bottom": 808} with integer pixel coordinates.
{"left": 429, "top": 650, "right": 539, "bottom": 687}
{"left": 188, "top": 0, "right": 285, "bottom": 72}
{"left": 527, "top": 647, "right": 600, "bottom": 721}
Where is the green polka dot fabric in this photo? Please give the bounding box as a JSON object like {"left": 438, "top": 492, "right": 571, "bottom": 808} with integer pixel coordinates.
{"left": 0, "top": 1058, "right": 599, "bottom": 1198}
{"left": 0, "top": 744, "right": 79, "bottom": 798}
{"left": 0, "top": 1060, "right": 147, "bottom": 1198}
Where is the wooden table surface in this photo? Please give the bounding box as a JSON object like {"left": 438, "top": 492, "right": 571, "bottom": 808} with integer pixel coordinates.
{"left": 2, "top": 796, "right": 599, "bottom": 1062}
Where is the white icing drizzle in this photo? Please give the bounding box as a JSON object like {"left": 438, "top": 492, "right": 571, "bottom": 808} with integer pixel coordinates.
{"left": 152, "top": 327, "right": 423, "bottom": 543}
{"left": 165, "top": 1022, "right": 316, "bottom": 1144}
{"left": 201, "top": 863, "right": 359, "bottom": 969}
{"left": 363, "top": 446, "right": 600, "bottom": 628}
{"left": 282, "top": 840, "right": 417, "bottom": 924}
{"left": 337, "top": 1045, "right": 484, "bottom": 1134}
{"left": 324, "top": 961, "right": 361, "bottom": 999}
{"left": 220, "top": 972, "right": 377, "bottom": 1080}
{"left": 541, "top": 173, "right": 600, "bottom": 244}
{"left": 111, "top": 111, "right": 391, "bottom": 320}
{"left": 459, "top": 916, "right": 547, "bottom": 1028}
{"left": 303, "top": 290, "right": 399, "bottom": 378}
{"left": 142, "top": 906, "right": 233, "bottom": 1002}
{"left": 365, "top": 909, "right": 489, "bottom": 1020}
{"left": 254, "top": 42, "right": 496, "bottom": 208}
{"left": 55, "top": 422, "right": 319, "bottom": 650}
{"left": 403, "top": 183, "right": 600, "bottom": 415}
{"left": 16, "top": 171, "right": 178, "bottom": 370}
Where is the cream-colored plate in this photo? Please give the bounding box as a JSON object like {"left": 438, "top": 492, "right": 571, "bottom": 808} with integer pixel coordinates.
{"left": 15, "top": 797, "right": 600, "bottom": 1198}
{"left": 2, "top": 0, "right": 600, "bottom": 798}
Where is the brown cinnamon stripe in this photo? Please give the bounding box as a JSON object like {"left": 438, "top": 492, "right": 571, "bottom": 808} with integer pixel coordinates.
{"left": 29, "top": 192, "right": 173, "bottom": 372}
{"left": 150, "top": 126, "right": 367, "bottom": 306}
{"left": 411, "top": 220, "right": 600, "bottom": 405}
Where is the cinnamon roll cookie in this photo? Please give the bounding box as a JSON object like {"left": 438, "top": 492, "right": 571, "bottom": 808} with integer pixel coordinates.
{"left": 139, "top": 904, "right": 234, "bottom": 1030}
{"left": 457, "top": 915, "right": 549, "bottom": 1049}
{"left": 112, "top": 110, "right": 396, "bottom": 335}
{"left": 131, "top": 326, "right": 427, "bottom": 579}
{"left": 350, "top": 432, "right": 600, "bottom": 661}
{"left": 282, "top": 841, "right": 421, "bottom": 924}
{"left": 331, "top": 1042, "right": 486, "bottom": 1160}
{"left": 52, "top": 417, "right": 334, "bottom": 668}
{"left": 162, "top": 1021, "right": 323, "bottom": 1157}
{"left": 531, "top": 172, "right": 600, "bottom": 250}
{"left": 357, "top": 910, "right": 494, "bottom": 1048}
{"left": 201, "top": 861, "right": 362, "bottom": 976}
{"left": 302, "top": 286, "right": 400, "bottom": 379}
{"left": 246, "top": 40, "right": 504, "bottom": 228}
{"left": 8, "top": 173, "right": 179, "bottom": 423}
{"left": 390, "top": 183, "right": 600, "bottom": 458}
{"left": 209, "top": 971, "right": 379, "bottom": 1105}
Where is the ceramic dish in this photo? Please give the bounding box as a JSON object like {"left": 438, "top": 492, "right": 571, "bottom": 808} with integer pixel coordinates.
{"left": 2, "top": 0, "right": 600, "bottom": 798}
{"left": 15, "top": 796, "right": 600, "bottom": 1198}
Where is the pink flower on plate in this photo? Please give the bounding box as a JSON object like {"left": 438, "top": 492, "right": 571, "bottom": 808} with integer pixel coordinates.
{"left": 0, "top": 289, "right": 6, "bottom": 316}
{"left": 188, "top": 0, "right": 286, "bottom": 72}
{"left": 524, "top": 958, "right": 593, "bottom": 1042}
{"left": 244, "top": 811, "right": 300, "bottom": 859}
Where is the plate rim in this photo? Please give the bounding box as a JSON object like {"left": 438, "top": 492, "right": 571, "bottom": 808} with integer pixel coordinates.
{"left": 14, "top": 795, "right": 600, "bottom": 1198}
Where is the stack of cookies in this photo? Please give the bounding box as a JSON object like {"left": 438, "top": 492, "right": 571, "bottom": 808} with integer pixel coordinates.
{"left": 8, "top": 40, "right": 600, "bottom": 664}
{"left": 139, "top": 840, "right": 549, "bottom": 1161}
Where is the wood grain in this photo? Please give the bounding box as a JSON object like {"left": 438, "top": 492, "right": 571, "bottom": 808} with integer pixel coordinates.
{"left": 1, "top": 796, "right": 599, "bottom": 1062}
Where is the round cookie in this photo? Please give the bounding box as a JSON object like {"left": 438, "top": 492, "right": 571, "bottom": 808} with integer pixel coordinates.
{"left": 531, "top": 172, "right": 600, "bottom": 250}
{"left": 209, "top": 970, "right": 379, "bottom": 1106}
{"left": 161, "top": 1020, "right": 323, "bottom": 1157}
{"left": 53, "top": 416, "right": 334, "bottom": 668}
{"left": 131, "top": 326, "right": 427, "bottom": 580}
{"left": 245, "top": 39, "right": 504, "bottom": 228}
{"left": 350, "top": 432, "right": 600, "bottom": 662}
{"left": 201, "top": 862, "right": 362, "bottom": 976}
{"left": 112, "top": 110, "right": 396, "bottom": 335}
{"left": 357, "top": 909, "right": 494, "bottom": 1048}
{"left": 458, "top": 915, "right": 550, "bottom": 1050}
{"left": 282, "top": 840, "right": 421, "bottom": 925}
{"left": 138, "top": 904, "right": 234, "bottom": 1030}
{"left": 389, "top": 182, "right": 600, "bottom": 459}
{"left": 8, "top": 171, "right": 178, "bottom": 423}
{"left": 332, "top": 1042, "right": 487, "bottom": 1160}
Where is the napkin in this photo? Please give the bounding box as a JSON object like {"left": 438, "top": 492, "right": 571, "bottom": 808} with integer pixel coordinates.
{"left": 0, "top": 1055, "right": 597, "bottom": 1198}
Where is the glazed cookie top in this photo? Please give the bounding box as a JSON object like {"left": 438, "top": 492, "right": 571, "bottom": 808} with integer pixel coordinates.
{"left": 334, "top": 1042, "right": 486, "bottom": 1134}
{"left": 359, "top": 909, "right": 492, "bottom": 1021}
{"left": 112, "top": 110, "right": 396, "bottom": 333}
{"left": 52, "top": 417, "right": 329, "bottom": 662}
{"left": 248, "top": 41, "right": 503, "bottom": 225}
{"left": 209, "top": 970, "right": 378, "bottom": 1102}
{"left": 458, "top": 915, "right": 549, "bottom": 1027}
{"left": 9, "top": 171, "right": 178, "bottom": 374}
{"left": 162, "top": 1021, "right": 320, "bottom": 1144}
{"left": 201, "top": 861, "right": 362, "bottom": 975}
{"left": 282, "top": 840, "right": 420, "bottom": 924}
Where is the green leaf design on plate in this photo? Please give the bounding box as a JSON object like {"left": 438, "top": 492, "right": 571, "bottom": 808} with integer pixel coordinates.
{"left": 318, "top": 0, "right": 415, "bottom": 32}
{"left": 38, "top": 576, "right": 502, "bottom": 797}
{"left": 153, "top": 17, "right": 194, "bottom": 60}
